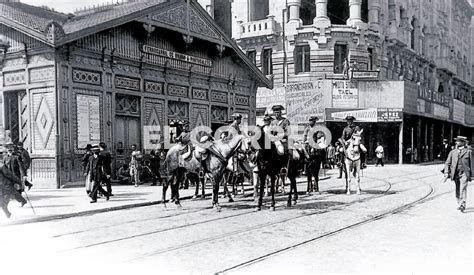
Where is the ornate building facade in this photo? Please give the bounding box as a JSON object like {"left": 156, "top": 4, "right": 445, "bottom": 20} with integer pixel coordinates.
{"left": 0, "top": 0, "right": 270, "bottom": 188}
{"left": 201, "top": 0, "right": 474, "bottom": 164}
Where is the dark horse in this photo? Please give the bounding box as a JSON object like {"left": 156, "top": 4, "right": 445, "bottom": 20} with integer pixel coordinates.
{"left": 163, "top": 134, "right": 247, "bottom": 210}
{"left": 255, "top": 130, "right": 288, "bottom": 211}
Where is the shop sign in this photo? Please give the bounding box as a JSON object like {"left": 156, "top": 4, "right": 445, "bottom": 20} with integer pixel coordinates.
{"left": 143, "top": 45, "right": 213, "bottom": 67}
{"left": 377, "top": 108, "right": 403, "bottom": 122}
{"left": 325, "top": 108, "right": 378, "bottom": 122}
{"left": 256, "top": 87, "right": 286, "bottom": 113}
{"left": 351, "top": 70, "right": 379, "bottom": 80}
{"left": 417, "top": 86, "right": 449, "bottom": 107}
{"left": 433, "top": 104, "right": 450, "bottom": 119}
{"left": 76, "top": 94, "right": 101, "bottom": 148}
{"left": 332, "top": 80, "right": 358, "bottom": 108}
{"left": 453, "top": 99, "right": 465, "bottom": 123}
{"left": 286, "top": 81, "right": 326, "bottom": 124}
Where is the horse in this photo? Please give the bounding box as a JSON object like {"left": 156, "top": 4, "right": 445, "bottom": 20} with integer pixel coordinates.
{"left": 340, "top": 130, "right": 366, "bottom": 195}
{"left": 163, "top": 134, "right": 248, "bottom": 210}
{"left": 286, "top": 141, "right": 306, "bottom": 206}
{"left": 255, "top": 129, "right": 289, "bottom": 211}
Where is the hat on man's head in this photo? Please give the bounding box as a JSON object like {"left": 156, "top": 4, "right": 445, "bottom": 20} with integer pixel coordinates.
{"left": 231, "top": 113, "right": 242, "bottom": 119}
{"left": 345, "top": 116, "right": 356, "bottom": 121}
{"left": 454, "top": 136, "right": 468, "bottom": 142}
{"left": 91, "top": 144, "right": 100, "bottom": 151}
{"left": 443, "top": 139, "right": 448, "bottom": 142}
{"left": 17, "top": 141, "right": 23, "bottom": 146}
{"left": 85, "top": 144, "right": 93, "bottom": 150}
{"left": 309, "top": 116, "right": 319, "bottom": 122}
{"left": 271, "top": 105, "right": 285, "bottom": 111}
{"left": 5, "top": 141, "right": 14, "bottom": 147}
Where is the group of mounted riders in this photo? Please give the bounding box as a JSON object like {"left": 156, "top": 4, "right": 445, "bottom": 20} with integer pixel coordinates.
{"left": 163, "top": 104, "right": 368, "bottom": 211}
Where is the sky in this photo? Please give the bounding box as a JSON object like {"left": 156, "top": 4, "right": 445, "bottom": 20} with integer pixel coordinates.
{"left": 20, "top": 0, "right": 113, "bottom": 13}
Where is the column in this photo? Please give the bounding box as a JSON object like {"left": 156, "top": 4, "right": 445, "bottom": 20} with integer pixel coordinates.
{"left": 313, "top": 0, "right": 330, "bottom": 28}
{"left": 287, "top": 0, "right": 302, "bottom": 24}
{"left": 368, "top": 0, "right": 381, "bottom": 31}
{"left": 347, "top": 0, "right": 365, "bottom": 28}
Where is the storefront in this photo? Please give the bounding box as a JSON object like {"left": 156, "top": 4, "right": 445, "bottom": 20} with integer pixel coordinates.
{"left": 0, "top": 0, "right": 270, "bottom": 188}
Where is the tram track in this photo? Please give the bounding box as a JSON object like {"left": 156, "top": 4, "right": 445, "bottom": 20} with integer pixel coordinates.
{"left": 53, "top": 171, "right": 408, "bottom": 239}
{"left": 60, "top": 172, "right": 440, "bottom": 255}
{"left": 216, "top": 178, "right": 444, "bottom": 274}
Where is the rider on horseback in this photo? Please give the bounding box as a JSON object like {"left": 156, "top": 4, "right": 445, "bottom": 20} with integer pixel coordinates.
{"left": 340, "top": 116, "right": 367, "bottom": 169}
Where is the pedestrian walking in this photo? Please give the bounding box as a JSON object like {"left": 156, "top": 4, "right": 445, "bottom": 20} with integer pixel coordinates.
{"left": 84, "top": 145, "right": 109, "bottom": 203}
{"left": 327, "top": 143, "right": 336, "bottom": 169}
{"left": 375, "top": 142, "right": 384, "bottom": 167}
{"left": 3, "top": 142, "right": 28, "bottom": 206}
{"left": 99, "top": 142, "right": 113, "bottom": 196}
{"left": 443, "top": 136, "right": 473, "bottom": 212}
{"left": 335, "top": 141, "right": 344, "bottom": 178}
{"left": 437, "top": 139, "right": 450, "bottom": 161}
{"left": 0, "top": 161, "right": 26, "bottom": 218}
{"left": 81, "top": 144, "right": 93, "bottom": 195}
{"left": 16, "top": 141, "right": 32, "bottom": 190}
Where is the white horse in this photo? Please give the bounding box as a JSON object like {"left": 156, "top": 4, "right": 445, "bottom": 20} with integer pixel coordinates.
{"left": 340, "top": 130, "right": 367, "bottom": 195}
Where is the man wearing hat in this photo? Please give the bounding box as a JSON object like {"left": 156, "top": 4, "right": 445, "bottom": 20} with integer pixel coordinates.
{"left": 176, "top": 121, "right": 191, "bottom": 145}
{"left": 270, "top": 105, "right": 290, "bottom": 136}
{"left": 443, "top": 136, "right": 473, "bottom": 212}
{"left": 303, "top": 116, "right": 319, "bottom": 143}
{"left": 3, "top": 142, "right": 27, "bottom": 195}
{"left": 229, "top": 113, "right": 243, "bottom": 135}
{"left": 81, "top": 144, "right": 94, "bottom": 195}
{"left": 15, "top": 141, "right": 32, "bottom": 190}
{"left": 262, "top": 115, "right": 273, "bottom": 134}
{"left": 85, "top": 144, "right": 109, "bottom": 202}
{"left": 341, "top": 116, "right": 367, "bottom": 169}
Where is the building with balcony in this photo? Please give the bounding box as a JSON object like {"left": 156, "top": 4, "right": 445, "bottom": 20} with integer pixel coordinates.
{"left": 200, "top": 0, "right": 474, "bottom": 164}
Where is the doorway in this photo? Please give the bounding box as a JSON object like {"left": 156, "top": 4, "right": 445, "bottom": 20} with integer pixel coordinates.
{"left": 3, "top": 92, "right": 20, "bottom": 144}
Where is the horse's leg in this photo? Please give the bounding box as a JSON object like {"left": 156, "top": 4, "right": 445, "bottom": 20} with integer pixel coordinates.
{"left": 257, "top": 172, "right": 267, "bottom": 211}
{"left": 253, "top": 172, "right": 259, "bottom": 201}
{"left": 270, "top": 175, "right": 276, "bottom": 211}
{"left": 315, "top": 159, "right": 321, "bottom": 194}
{"left": 174, "top": 170, "right": 185, "bottom": 207}
{"left": 200, "top": 173, "right": 206, "bottom": 198}
{"left": 345, "top": 161, "right": 351, "bottom": 195}
{"left": 356, "top": 160, "right": 361, "bottom": 195}
{"left": 1, "top": 195, "right": 11, "bottom": 219}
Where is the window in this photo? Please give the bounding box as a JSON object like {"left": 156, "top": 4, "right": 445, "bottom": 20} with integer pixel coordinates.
{"left": 262, "top": 48, "right": 273, "bottom": 75}
{"left": 295, "top": 45, "right": 311, "bottom": 74}
{"left": 334, "top": 44, "right": 348, "bottom": 73}
{"left": 249, "top": 0, "right": 269, "bottom": 21}
{"left": 247, "top": 50, "right": 256, "bottom": 64}
{"left": 410, "top": 18, "right": 416, "bottom": 50}
{"left": 328, "top": 0, "right": 349, "bottom": 25}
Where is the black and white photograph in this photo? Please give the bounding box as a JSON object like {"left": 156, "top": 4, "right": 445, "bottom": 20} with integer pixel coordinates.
{"left": 0, "top": 0, "right": 473, "bottom": 274}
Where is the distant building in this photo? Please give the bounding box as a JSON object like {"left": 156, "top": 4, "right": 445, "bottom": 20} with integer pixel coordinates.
{"left": 200, "top": 0, "right": 474, "bottom": 164}
{"left": 0, "top": 0, "right": 270, "bottom": 188}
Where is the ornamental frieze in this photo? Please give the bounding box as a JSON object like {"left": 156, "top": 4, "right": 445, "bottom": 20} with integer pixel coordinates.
{"left": 192, "top": 88, "right": 208, "bottom": 100}
{"left": 3, "top": 70, "right": 26, "bottom": 86}
{"left": 145, "top": 81, "right": 164, "bottom": 94}
{"left": 210, "top": 91, "right": 228, "bottom": 103}
{"left": 234, "top": 95, "right": 249, "bottom": 106}
{"left": 115, "top": 76, "right": 140, "bottom": 91}
{"left": 29, "top": 67, "right": 55, "bottom": 83}
{"left": 168, "top": 85, "right": 188, "bottom": 97}
{"left": 72, "top": 69, "right": 102, "bottom": 86}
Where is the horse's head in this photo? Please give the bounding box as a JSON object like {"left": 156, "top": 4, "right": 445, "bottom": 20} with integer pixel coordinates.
{"left": 349, "top": 129, "right": 363, "bottom": 153}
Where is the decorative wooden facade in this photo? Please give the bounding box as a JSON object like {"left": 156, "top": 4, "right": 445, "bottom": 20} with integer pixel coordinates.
{"left": 0, "top": 0, "right": 271, "bottom": 188}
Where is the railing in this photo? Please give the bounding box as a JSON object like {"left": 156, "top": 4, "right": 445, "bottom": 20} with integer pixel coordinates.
{"left": 237, "top": 16, "right": 277, "bottom": 39}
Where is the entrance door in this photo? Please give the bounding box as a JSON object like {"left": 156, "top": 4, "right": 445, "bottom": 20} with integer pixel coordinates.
{"left": 114, "top": 115, "right": 141, "bottom": 176}
{"left": 3, "top": 92, "right": 20, "bottom": 143}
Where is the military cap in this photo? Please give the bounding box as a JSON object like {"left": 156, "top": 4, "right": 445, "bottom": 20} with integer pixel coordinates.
{"left": 454, "top": 136, "right": 468, "bottom": 142}
{"left": 231, "top": 113, "right": 242, "bottom": 119}
{"left": 91, "top": 144, "right": 100, "bottom": 151}
{"left": 309, "top": 116, "right": 319, "bottom": 122}
{"left": 271, "top": 105, "right": 285, "bottom": 111}
{"left": 345, "top": 116, "right": 356, "bottom": 121}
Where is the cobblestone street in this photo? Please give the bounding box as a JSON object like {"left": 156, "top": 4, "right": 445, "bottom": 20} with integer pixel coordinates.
{"left": 0, "top": 164, "right": 472, "bottom": 274}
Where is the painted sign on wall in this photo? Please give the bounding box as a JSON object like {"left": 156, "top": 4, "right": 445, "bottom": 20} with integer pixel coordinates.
{"left": 76, "top": 94, "right": 101, "bottom": 148}
{"left": 286, "top": 81, "right": 327, "bottom": 124}
{"left": 332, "top": 80, "right": 358, "bottom": 108}
{"left": 453, "top": 99, "right": 465, "bottom": 123}
{"left": 325, "top": 108, "right": 378, "bottom": 122}
{"left": 256, "top": 87, "right": 286, "bottom": 114}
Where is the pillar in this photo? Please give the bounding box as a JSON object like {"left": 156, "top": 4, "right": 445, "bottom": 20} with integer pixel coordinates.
{"left": 429, "top": 121, "right": 434, "bottom": 161}
{"left": 368, "top": 0, "right": 381, "bottom": 32}
{"left": 313, "top": 0, "right": 330, "bottom": 28}
{"left": 287, "top": 0, "right": 302, "bottom": 24}
{"left": 347, "top": 0, "right": 365, "bottom": 28}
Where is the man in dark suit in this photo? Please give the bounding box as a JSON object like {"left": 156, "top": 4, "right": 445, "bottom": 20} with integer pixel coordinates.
{"left": 3, "top": 142, "right": 28, "bottom": 206}
{"left": 99, "top": 142, "right": 113, "bottom": 196}
{"left": 437, "top": 139, "right": 450, "bottom": 161}
{"left": 16, "top": 141, "right": 32, "bottom": 190}
{"left": 444, "top": 136, "right": 473, "bottom": 212}
{"left": 85, "top": 145, "right": 109, "bottom": 203}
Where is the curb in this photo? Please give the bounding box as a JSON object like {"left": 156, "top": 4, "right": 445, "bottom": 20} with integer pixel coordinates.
{"left": 3, "top": 176, "right": 332, "bottom": 226}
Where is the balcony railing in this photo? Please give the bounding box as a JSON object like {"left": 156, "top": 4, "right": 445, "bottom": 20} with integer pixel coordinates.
{"left": 237, "top": 16, "right": 277, "bottom": 40}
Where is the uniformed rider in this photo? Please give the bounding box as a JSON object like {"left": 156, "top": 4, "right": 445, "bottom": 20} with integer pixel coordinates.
{"left": 270, "top": 105, "right": 290, "bottom": 139}
{"left": 341, "top": 116, "right": 367, "bottom": 168}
